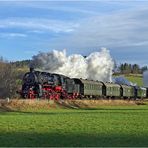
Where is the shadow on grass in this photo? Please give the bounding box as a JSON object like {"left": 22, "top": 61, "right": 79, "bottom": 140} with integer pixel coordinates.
{"left": 0, "top": 103, "right": 148, "bottom": 116}
{"left": 83, "top": 108, "right": 148, "bottom": 111}
{"left": 0, "top": 131, "right": 148, "bottom": 147}
{"left": 0, "top": 109, "right": 148, "bottom": 116}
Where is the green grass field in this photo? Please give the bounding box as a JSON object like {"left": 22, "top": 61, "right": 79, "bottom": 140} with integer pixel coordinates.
{"left": 0, "top": 105, "right": 148, "bottom": 147}
{"left": 113, "top": 74, "right": 143, "bottom": 86}
{"left": 125, "top": 75, "right": 143, "bottom": 86}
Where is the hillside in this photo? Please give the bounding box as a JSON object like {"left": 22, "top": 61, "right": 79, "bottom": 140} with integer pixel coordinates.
{"left": 125, "top": 74, "right": 143, "bottom": 86}
{"left": 113, "top": 74, "right": 143, "bottom": 86}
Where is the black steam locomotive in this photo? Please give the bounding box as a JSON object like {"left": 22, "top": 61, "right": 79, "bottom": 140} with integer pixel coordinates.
{"left": 21, "top": 68, "right": 79, "bottom": 99}
{"left": 20, "top": 68, "right": 147, "bottom": 99}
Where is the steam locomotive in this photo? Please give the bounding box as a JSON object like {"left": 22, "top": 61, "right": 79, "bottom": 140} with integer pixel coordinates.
{"left": 20, "top": 68, "right": 147, "bottom": 99}
{"left": 21, "top": 68, "right": 79, "bottom": 99}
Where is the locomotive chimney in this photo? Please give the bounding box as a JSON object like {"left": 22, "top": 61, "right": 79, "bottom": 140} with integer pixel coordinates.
{"left": 30, "top": 67, "right": 34, "bottom": 73}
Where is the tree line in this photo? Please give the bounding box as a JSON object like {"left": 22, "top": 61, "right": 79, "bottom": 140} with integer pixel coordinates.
{"left": 116, "top": 63, "right": 148, "bottom": 74}
{"left": 10, "top": 59, "right": 31, "bottom": 68}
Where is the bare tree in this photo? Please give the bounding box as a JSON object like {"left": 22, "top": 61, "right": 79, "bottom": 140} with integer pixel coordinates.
{"left": 0, "top": 61, "right": 18, "bottom": 98}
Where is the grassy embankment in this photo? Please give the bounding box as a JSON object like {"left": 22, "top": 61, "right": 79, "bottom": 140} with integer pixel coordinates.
{"left": 125, "top": 74, "right": 143, "bottom": 86}
{"left": 114, "top": 73, "right": 143, "bottom": 86}
{"left": 0, "top": 99, "right": 148, "bottom": 147}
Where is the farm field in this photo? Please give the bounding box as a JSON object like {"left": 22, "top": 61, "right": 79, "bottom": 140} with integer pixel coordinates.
{"left": 0, "top": 103, "right": 148, "bottom": 147}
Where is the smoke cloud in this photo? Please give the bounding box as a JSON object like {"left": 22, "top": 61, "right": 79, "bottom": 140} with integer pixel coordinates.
{"left": 113, "top": 76, "right": 136, "bottom": 86}
{"left": 31, "top": 48, "right": 114, "bottom": 82}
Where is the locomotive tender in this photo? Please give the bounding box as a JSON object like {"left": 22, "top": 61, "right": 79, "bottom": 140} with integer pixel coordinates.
{"left": 20, "top": 68, "right": 147, "bottom": 99}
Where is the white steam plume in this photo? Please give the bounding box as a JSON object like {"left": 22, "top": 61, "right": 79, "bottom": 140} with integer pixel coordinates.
{"left": 31, "top": 48, "right": 114, "bottom": 82}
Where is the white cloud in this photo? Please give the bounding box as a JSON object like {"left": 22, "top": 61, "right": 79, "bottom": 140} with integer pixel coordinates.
{"left": 49, "top": 6, "right": 148, "bottom": 50}
{"left": 27, "top": 30, "right": 45, "bottom": 34}
{"left": 0, "top": 18, "right": 79, "bottom": 33}
{"left": 0, "top": 1, "right": 100, "bottom": 15}
{"left": 0, "top": 33, "right": 27, "bottom": 38}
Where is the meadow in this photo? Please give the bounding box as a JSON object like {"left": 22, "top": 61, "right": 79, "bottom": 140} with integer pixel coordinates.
{"left": 125, "top": 74, "right": 143, "bottom": 86}
{"left": 113, "top": 73, "right": 143, "bottom": 86}
{"left": 0, "top": 103, "right": 148, "bottom": 147}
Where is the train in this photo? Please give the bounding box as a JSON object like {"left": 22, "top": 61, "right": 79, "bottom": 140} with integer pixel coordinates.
{"left": 20, "top": 68, "right": 148, "bottom": 100}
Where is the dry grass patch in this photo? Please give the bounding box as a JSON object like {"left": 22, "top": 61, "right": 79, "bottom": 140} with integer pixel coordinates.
{"left": 0, "top": 99, "right": 57, "bottom": 111}
{"left": 0, "top": 99, "right": 145, "bottom": 111}
{"left": 60, "top": 99, "right": 142, "bottom": 109}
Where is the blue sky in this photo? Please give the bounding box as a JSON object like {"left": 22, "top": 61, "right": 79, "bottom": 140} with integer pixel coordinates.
{"left": 0, "top": 1, "right": 148, "bottom": 65}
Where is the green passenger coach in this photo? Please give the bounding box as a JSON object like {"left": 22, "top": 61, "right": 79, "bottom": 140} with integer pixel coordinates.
{"left": 73, "top": 79, "right": 103, "bottom": 97}
{"left": 136, "top": 87, "right": 147, "bottom": 98}
{"left": 102, "top": 82, "right": 121, "bottom": 98}
{"left": 120, "top": 85, "right": 135, "bottom": 98}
